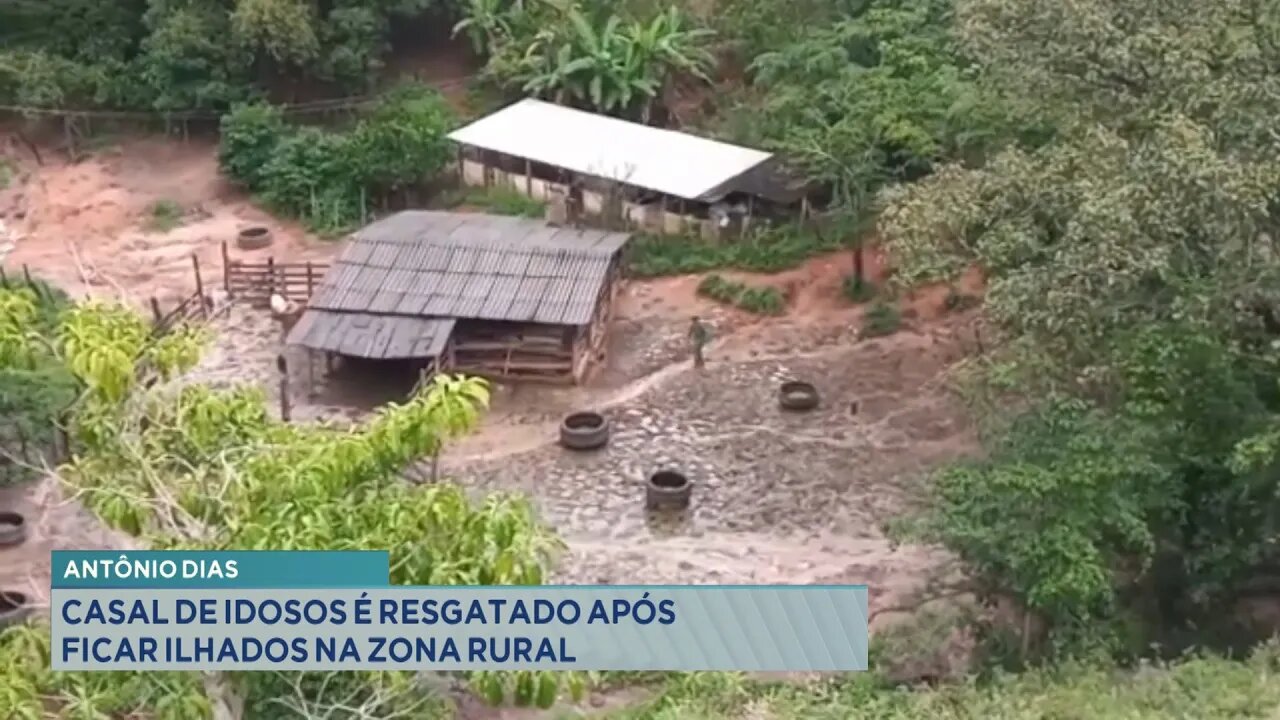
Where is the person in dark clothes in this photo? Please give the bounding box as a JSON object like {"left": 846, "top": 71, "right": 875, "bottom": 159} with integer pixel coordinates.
{"left": 689, "top": 316, "right": 712, "bottom": 368}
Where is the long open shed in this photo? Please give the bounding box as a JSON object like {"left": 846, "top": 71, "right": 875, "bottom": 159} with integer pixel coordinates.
{"left": 447, "top": 98, "right": 813, "bottom": 236}
{"left": 286, "top": 211, "right": 632, "bottom": 385}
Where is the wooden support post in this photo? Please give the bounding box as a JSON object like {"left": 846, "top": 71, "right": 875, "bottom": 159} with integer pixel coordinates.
{"left": 306, "top": 261, "right": 314, "bottom": 299}
{"left": 525, "top": 158, "right": 533, "bottom": 196}
{"left": 149, "top": 297, "right": 163, "bottom": 327}
{"left": 307, "top": 350, "right": 316, "bottom": 398}
{"left": 22, "top": 264, "right": 33, "bottom": 287}
{"left": 266, "top": 257, "right": 276, "bottom": 297}
{"left": 191, "top": 254, "right": 205, "bottom": 315}
{"left": 221, "top": 242, "right": 231, "bottom": 296}
{"left": 277, "top": 354, "right": 291, "bottom": 422}
{"left": 0, "top": 266, "right": 8, "bottom": 287}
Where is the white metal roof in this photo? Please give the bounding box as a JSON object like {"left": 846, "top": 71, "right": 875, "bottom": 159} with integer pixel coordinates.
{"left": 447, "top": 98, "right": 773, "bottom": 202}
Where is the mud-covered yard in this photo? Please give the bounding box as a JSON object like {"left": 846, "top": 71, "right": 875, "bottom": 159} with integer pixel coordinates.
{"left": 0, "top": 128, "right": 987, "bottom": 642}
{"left": 0, "top": 247, "right": 984, "bottom": 632}
{"left": 174, "top": 265, "right": 982, "bottom": 624}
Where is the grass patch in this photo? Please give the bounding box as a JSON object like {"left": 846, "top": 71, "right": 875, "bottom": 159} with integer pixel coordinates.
{"left": 437, "top": 186, "right": 546, "bottom": 218}
{"left": 147, "top": 199, "right": 184, "bottom": 232}
{"left": 627, "top": 223, "right": 850, "bottom": 277}
{"left": 598, "top": 641, "right": 1280, "bottom": 719}
{"left": 697, "top": 274, "right": 786, "bottom": 315}
{"left": 862, "top": 300, "right": 902, "bottom": 337}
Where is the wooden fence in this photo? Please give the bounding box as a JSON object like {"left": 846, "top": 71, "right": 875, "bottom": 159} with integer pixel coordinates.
{"left": 150, "top": 254, "right": 214, "bottom": 333}
{"left": 221, "top": 242, "right": 329, "bottom": 308}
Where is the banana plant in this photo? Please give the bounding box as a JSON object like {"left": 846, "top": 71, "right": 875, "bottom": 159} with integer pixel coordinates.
{"left": 506, "top": 1, "right": 714, "bottom": 118}
{"left": 452, "top": 0, "right": 524, "bottom": 55}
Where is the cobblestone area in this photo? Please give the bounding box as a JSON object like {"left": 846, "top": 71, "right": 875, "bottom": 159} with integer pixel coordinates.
{"left": 441, "top": 327, "right": 977, "bottom": 603}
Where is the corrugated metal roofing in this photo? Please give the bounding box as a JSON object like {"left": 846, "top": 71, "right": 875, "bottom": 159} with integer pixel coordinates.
{"left": 286, "top": 211, "right": 631, "bottom": 358}
{"left": 447, "top": 98, "right": 773, "bottom": 202}
{"left": 286, "top": 311, "right": 455, "bottom": 360}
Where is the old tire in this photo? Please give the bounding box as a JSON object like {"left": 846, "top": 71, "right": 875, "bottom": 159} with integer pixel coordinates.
{"left": 560, "top": 412, "right": 610, "bottom": 451}
{"left": 779, "top": 381, "right": 820, "bottom": 412}
{"left": 646, "top": 470, "right": 691, "bottom": 511}
{"left": 0, "top": 591, "right": 31, "bottom": 628}
{"left": 0, "top": 511, "right": 26, "bottom": 547}
{"left": 236, "top": 226, "right": 273, "bottom": 250}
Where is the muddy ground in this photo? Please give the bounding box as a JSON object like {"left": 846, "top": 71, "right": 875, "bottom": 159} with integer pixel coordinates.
{"left": 0, "top": 132, "right": 987, "bottom": 716}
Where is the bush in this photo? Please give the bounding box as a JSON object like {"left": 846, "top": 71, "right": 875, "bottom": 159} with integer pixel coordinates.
{"left": 843, "top": 275, "right": 876, "bottom": 303}
{"left": 218, "top": 103, "right": 288, "bottom": 189}
{"left": 217, "top": 83, "right": 456, "bottom": 233}
{"left": 627, "top": 223, "right": 849, "bottom": 277}
{"left": 147, "top": 199, "right": 183, "bottom": 232}
{"left": 0, "top": 279, "right": 77, "bottom": 486}
{"left": 862, "top": 301, "right": 901, "bottom": 337}
{"left": 737, "top": 286, "right": 786, "bottom": 314}
{"left": 257, "top": 127, "right": 362, "bottom": 233}
{"left": 696, "top": 273, "right": 786, "bottom": 315}
{"left": 346, "top": 83, "right": 455, "bottom": 193}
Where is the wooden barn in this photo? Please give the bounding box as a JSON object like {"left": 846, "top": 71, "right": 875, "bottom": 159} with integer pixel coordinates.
{"left": 285, "top": 211, "right": 632, "bottom": 385}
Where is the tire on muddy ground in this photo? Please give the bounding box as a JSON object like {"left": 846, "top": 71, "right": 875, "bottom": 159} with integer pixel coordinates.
{"left": 0, "top": 590, "right": 30, "bottom": 628}
{"left": 0, "top": 511, "right": 26, "bottom": 547}
{"left": 236, "top": 226, "right": 273, "bottom": 250}
{"left": 559, "top": 411, "right": 610, "bottom": 451}
{"left": 646, "top": 470, "right": 692, "bottom": 511}
{"left": 779, "top": 381, "right": 820, "bottom": 412}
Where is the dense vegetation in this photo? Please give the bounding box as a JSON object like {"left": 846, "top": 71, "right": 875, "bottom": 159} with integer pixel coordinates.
{"left": 880, "top": 0, "right": 1280, "bottom": 659}
{"left": 218, "top": 82, "right": 455, "bottom": 232}
{"left": 0, "top": 278, "right": 77, "bottom": 485}
{"left": 0, "top": 0, "right": 456, "bottom": 110}
{"left": 0, "top": 290, "right": 579, "bottom": 716}
{"left": 600, "top": 641, "right": 1280, "bottom": 719}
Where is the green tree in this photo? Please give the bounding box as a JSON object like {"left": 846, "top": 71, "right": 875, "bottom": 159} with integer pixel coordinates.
{"left": 729, "top": 0, "right": 1022, "bottom": 211}
{"left": 883, "top": 0, "right": 1280, "bottom": 652}
{"left": 0, "top": 297, "right": 582, "bottom": 716}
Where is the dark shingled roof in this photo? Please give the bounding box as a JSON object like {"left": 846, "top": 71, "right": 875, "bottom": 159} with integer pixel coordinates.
{"left": 287, "top": 312, "right": 455, "bottom": 359}
{"left": 286, "top": 211, "right": 632, "bottom": 359}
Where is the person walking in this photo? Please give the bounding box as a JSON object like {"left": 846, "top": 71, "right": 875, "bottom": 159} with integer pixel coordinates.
{"left": 689, "top": 316, "right": 711, "bottom": 369}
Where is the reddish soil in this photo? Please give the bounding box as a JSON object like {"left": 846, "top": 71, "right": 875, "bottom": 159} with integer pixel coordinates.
{"left": 0, "top": 134, "right": 340, "bottom": 306}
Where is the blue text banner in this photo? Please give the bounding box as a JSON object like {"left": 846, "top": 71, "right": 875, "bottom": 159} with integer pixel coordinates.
{"left": 51, "top": 586, "right": 869, "bottom": 672}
